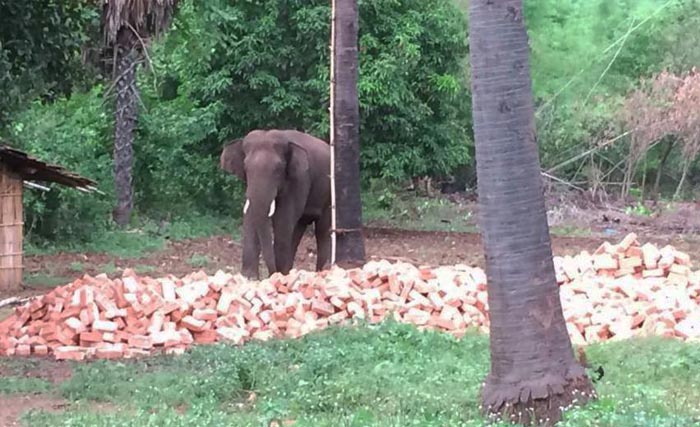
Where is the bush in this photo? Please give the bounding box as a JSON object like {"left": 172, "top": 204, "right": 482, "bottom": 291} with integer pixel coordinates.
{"left": 8, "top": 86, "right": 115, "bottom": 244}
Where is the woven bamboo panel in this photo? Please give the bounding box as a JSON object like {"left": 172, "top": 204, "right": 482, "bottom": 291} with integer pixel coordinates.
{"left": 0, "top": 162, "right": 23, "bottom": 291}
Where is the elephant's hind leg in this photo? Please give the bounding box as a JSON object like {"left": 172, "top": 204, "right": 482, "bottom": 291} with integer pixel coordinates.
{"left": 288, "top": 221, "right": 309, "bottom": 272}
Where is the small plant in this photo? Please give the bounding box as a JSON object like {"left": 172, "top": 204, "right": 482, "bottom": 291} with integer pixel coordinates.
{"left": 69, "top": 262, "right": 84, "bottom": 273}
{"left": 187, "top": 254, "right": 211, "bottom": 268}
{"left": 625, "top": 201, "right": 653, "bottom": 217}
{"left": 100, "top": 262, "right": 119, "bottom": 275}
{"left": 134, "top": 264, "right": 156, "bottom": 275}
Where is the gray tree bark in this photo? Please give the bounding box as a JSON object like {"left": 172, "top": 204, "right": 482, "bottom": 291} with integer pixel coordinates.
{"left": 468, "top": 1, "right": 595, "bottom": 424}
{"left": 332, "top": 0, "right": 365, "bottom": 268}
{"left": 112, "top": 42, "right": 138, "bottom": 227}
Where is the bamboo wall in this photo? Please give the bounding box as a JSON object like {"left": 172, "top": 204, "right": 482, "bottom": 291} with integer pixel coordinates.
{"left": 0, "top": 162, "right": 23, "bottom": 291}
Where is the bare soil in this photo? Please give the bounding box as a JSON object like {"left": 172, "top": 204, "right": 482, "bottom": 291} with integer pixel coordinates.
{"left": 0, "top": 395, "right": 69, "bottom": 427}
{"left": 11, "top": 226, "right": 700, "bottom": 300}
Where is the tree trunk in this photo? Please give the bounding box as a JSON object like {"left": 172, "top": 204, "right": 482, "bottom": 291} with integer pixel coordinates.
{"left": 653, "top": 139, "right": 674, "bottom": 200}
{"left": 331, "top": 0, "right": 365, "bottom": 268}
{"left": 673, "top": 158, "right": 690, "bottom": 201}
{"left": 468, "top": 1, "right": 595, "bottom": 425}
{"left": 112, "top": 42, "right": 139, "bottom": 227}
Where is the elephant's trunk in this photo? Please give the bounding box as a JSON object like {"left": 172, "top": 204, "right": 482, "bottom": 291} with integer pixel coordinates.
{"left": 245, "top": 194, "right": 277, "bottom": 277}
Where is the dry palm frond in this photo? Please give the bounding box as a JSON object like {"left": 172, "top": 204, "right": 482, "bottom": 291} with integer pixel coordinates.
{"left": 102, "top": 0, "right": 178, "bottom": 48}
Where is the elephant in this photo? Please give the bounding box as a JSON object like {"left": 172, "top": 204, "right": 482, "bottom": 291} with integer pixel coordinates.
{"left": 220, "top": 129, "right": 332, "bottom": 280}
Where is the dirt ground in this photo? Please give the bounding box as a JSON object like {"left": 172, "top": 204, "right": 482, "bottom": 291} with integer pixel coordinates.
{"left": 12, "top": 225, "right": 700, "bottom": 300}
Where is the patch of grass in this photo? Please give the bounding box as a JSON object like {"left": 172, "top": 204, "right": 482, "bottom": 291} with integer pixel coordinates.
{"left": 22, "top": 273, "right": 72, "bottom": 289}
{"left": 17, "top": 321, "right": 700, "bottom": 426}
{"left": 134, "top": 264, "right": 156, "bottom": 275}
{"left": 0, "top": 377, "right": 52, "bottom": 394}
{"left": 99, "top": 262, "right": 119, "bottom": 275}
{"left": 363, "top": 185, "right": 476, "bottom": 233}
{"left": 187, "top": 254, "right": 211, "bottom": 268}
{"left": 69, "top": 262, "right": 84, "bottom": 273}
{"left": 25, "top": 215, "right": 239, "bottom": 258}
{"left": 550, "top": 225, "right": 593, "bottom": 237}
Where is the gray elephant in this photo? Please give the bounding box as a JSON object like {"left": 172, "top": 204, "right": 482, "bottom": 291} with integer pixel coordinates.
{"left": 220, "top": 129, "right": 332, "bottom": 279}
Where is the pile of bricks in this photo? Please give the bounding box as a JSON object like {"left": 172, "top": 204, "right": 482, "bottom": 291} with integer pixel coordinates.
{"left": 553, "top": 233, "right": 700, "bottom": 345}
{"left": 1, "top": 233, "right": 699, "bottom": 361}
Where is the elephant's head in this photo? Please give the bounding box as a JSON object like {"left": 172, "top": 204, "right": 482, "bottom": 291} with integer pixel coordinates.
{"left": 220, "top": 130, "right": 310, "bottom": 278}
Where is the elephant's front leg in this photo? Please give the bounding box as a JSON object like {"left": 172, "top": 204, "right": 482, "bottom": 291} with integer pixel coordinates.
{"left": 241, "top": 212, "right": 261, "bottom": 279}
{"left": 272, "top": 203, "right": 297, "bottom": 276}
{"left": 314, "top": 206, "right": 332, "bottom": 271}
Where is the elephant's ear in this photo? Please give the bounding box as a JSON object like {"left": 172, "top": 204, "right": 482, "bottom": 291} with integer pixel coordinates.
{"left": 221, "top": 139, "right": 245, "bottom": 180}
{"left": 286, "top": 141, "right": 310, "bottom": 182}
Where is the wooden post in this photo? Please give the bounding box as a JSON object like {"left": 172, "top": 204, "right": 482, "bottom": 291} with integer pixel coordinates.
{"left": 0, "top": 162, "right": 23, "bottom": 291}
{"left": 329, "top": 0, "right": 338, "bottom": 265}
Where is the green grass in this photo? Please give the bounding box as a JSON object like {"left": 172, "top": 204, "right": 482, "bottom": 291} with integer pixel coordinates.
{"left": 99, "top": 262, "right": 119, "bottom": 275}
{"left": 0, "top": 377, "right": 52, "bottom": 395}
{"left": 3, "top": 321, "right": 698, "bottom": 426}
{"left": 69, "top": 262, "right": 85, "bottom": 273}
{"left": 550, "top": 225, "right": 593, "bottom": 237}
{"left": 133, "top": 264, "right": 156, "bottom": 275}
{"left": 363, "top": 187, "right": 477, "bottom": 233}
{"left": 22, "top": 273, "right": 72, "bottom": 289}
{"left": 24, "top": 215, "right": 239, "bottom": 258}
{"left": 187, "top": 254, "right": 212, "bottom": 268}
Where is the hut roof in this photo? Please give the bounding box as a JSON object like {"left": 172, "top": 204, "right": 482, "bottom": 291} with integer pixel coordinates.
{"left": 0, "top": 145, "right": 98, "bottom": 193}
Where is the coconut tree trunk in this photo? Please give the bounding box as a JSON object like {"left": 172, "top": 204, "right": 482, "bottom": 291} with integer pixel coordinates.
{"left": 468, "top": 1, "right": 595, "bottom": 424}
{"left": 331, "top": 0, "right": 365, "bottom": 268}
{"left": 112, "top": 42, "right": 139, "bottom": 227}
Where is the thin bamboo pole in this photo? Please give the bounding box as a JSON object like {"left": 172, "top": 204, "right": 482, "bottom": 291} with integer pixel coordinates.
{"left": 329, "top": 0, "right": 337, "bottom": 266}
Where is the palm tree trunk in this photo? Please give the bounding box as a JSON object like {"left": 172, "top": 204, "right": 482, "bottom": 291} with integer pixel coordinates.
{"left": 112, "top": 44, "right": 139, "bottom": 227}
{"left": 468, "top": 1, "right": 594, "bottom": 424}
{"left": 331, "top": 0, "right": 365, "bottom": 268}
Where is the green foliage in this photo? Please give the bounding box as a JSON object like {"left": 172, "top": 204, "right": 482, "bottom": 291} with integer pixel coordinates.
{"left": 0, "top": 0, "right": 100, "bottom": 125}
{"left": 5, "top": 0, "right": 700, "bottom": 248}
{"left": 8, "top": 86, "right": 115, "bottom": 244}
{"left": 156, "top": 0, "right": 472, "bottom": 181}
{"left": 6, "top": 322, "right": 700, "bottom": 426}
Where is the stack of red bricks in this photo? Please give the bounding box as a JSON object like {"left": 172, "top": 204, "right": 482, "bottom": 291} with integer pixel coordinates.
{"left": 1, "top": 232, "right": 699, "bottom": 361}
{"left": 0, "top": 263, "right": 490, "bottom": 361}
{"left": 553, "top": 233, "right": 700, "bottom": 345}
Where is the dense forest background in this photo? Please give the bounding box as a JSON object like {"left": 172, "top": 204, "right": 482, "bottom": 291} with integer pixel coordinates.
{"left": 1, "top": 0, "right": 698, "bottom": 248}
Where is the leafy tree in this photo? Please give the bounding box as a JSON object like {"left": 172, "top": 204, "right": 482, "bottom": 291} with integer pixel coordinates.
{"left": 101, "top": 0, "right": 178, "bottom": 227}
{"left": 166, "top": 0, "right": 471, "bottom": 183}
{"left": 331, "top": 0, "right": 365, "bottom": 267}
{"left": 468, "top": 0, "right": 594, "bottom": 424}
{"left": 0, "top": 0, "right": 100, "bottom": 126}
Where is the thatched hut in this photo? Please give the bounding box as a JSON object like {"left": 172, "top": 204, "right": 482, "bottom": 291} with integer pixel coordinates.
{"left": 0, "top": 145, "right": 98, "bottom": 291}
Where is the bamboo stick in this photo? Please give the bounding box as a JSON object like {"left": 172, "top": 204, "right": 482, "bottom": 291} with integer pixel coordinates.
{"left": 329, "top": 0, "right": 338, "bottom": 266}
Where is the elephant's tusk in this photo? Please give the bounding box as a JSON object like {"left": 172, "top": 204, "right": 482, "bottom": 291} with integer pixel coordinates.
{"left": 268, "top": 200, "right": 276, "bottom": 217}
{"left": 243, "top": 199, "right": 250, "bottom": 215}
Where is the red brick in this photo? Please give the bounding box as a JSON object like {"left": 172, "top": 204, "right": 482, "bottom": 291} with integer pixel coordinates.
{"left": 80, "top": 331, "right": 102, "bottom": 343}
{"left": 16, "top": 344, "right": 31, "bottom": 356}
{"left": 181, "top": 316, "right": 206, "bottom": 332}
{"left": 54, "top": 346, "right": 87, "bottom": 361}
{"left": 193, "top": 308, "right": 218, "bottom": 322}
{"left": 128, "top": 335, "right": 153, "bottom": 349}
{"left": 33, "top": 345, "right": 49, "bottom": 356}
{"left": 96, "top": 346, "right": 124, "bottom": 360}
{"left": 311, "top": 300, "right": 335, "bottom": 316}
{"left": 193, "top": 330, "right": 217, "bottom": 344}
